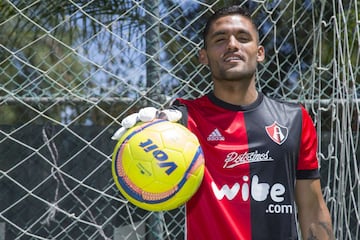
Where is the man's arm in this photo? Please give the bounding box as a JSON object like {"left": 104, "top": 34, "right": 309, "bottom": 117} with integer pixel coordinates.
{"left": 295, "top": 179, "right": 334, "bottom": 240}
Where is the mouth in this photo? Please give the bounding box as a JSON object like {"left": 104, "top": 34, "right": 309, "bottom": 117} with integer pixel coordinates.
{"left": 223, "top": 54, "right": 244, "bottom": 62}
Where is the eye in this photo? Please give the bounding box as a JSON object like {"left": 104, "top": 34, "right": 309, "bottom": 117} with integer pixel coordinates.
{"left": 214, "top": 37, "right": 226, "bottom": 43}
{"left": 238, "top": 38, "right": 249, "bottom": 43}
{"left": 211, "top": 33, "right": 228, "bottom": 44}
{"left": 237, "top": 34, "right": 251, "bottom": 42}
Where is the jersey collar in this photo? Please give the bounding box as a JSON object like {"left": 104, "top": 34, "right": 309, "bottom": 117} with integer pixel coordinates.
{"left": 207, "top": 91, "right": 263, "bottom": 112}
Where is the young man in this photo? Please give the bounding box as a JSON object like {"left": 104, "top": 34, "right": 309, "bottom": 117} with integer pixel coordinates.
{"left": 171, "top": 5, "right": 334, "bottom": 240}
{"left": 113, "top": 5, "right": 334, "bottom": 240}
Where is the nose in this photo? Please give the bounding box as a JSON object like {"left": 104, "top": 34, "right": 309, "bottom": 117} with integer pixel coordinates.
{"left": 227, "top": 35, "right": 239, "bottom": 50}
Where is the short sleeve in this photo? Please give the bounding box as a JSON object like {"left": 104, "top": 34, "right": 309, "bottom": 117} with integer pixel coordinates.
{"left": 296, "top": 106, "right": 320, "bottom": 179}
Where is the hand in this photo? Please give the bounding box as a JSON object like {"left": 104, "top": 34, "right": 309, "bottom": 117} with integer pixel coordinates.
{"left": 111, "top": 107, "right": 182, "bottom": 140}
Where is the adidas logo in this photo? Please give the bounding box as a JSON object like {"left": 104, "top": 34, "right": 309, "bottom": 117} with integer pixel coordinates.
{"left": 207, "top": 128, "right": 225, "bottom": 141}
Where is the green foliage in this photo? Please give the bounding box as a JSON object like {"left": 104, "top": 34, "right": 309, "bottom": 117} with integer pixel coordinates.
{"left": 0, "top": 1, "right": 89, "bottom": 124}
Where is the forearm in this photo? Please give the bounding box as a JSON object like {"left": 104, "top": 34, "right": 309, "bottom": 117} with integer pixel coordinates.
{"left": 296, "top": 179, "right": 335, "bottom": 240}
{"left": 299, "top": 216, "right": 334, "bottom": 240}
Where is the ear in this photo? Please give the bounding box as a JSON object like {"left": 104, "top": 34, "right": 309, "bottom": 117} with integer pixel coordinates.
{"left": 257, "top": 45, "right": 265, "bottom": 62}
{"left": 199, "top": 48, "right": 209, "bottom": 65}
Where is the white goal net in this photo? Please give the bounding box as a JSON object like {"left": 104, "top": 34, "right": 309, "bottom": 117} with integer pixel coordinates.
{"left": 0, "top": 0, "right": 359, "bottom": 239}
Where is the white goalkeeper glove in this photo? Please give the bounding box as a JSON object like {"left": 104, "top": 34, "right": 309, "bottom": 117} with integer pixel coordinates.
{"left": 111, "top": 107, "right": 182, "bottom": 140}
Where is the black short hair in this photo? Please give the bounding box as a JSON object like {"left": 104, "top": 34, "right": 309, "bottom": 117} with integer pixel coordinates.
{"left": 202, "top": 5, "right": 258, "bottom": 48}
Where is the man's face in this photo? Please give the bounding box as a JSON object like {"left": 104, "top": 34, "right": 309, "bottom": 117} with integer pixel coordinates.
{"left": 200, "top": 15, "right": 264, "bottom": 82}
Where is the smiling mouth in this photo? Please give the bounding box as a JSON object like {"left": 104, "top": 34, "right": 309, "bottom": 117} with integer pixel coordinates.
{"left": 224, "top": 54, "right": 244, "bottom": 62}
{"left": 224, "top": 56, "right": 242, "bottom": 62}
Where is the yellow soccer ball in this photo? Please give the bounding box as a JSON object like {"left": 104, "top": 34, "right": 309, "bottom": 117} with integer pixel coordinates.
{"left": 112, "top": 119, "right": 205, "bottom": 211}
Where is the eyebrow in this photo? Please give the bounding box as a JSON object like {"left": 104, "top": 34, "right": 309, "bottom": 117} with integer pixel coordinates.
{"left": 209, "top": 29, "right": 252, "bottom": 39}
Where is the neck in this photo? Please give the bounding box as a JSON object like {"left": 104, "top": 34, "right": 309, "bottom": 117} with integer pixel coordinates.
{"left": 213, "top": 80, "right": 258, "bottom": 106}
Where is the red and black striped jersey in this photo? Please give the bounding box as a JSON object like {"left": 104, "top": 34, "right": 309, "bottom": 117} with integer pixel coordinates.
{"left": 173, "top": 91, "right": 320, "bottom": 240}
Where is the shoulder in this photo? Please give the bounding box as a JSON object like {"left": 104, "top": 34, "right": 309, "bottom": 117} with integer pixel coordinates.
{"left": 171, "top": 95, "right": 211, "bottom": 112}
{"left": 259, "top": 95, "right": 306, "bottom": 122}
{"left": 173, "top": 95, "right": 208, "bottom": 106}
{"left": 170, "top": 95, "right": 210, "bottom": 126}
{"left": 262, "top": 94, "right": 302, "bottom": 110}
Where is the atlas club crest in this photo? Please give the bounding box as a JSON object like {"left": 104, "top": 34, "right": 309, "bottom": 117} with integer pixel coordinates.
{"left": 265, "top": 121, "right": 288, "bottom": 145}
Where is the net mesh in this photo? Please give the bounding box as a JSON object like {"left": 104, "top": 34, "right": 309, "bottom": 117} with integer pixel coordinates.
{"left": 0, "top": 0, "right": 359, "bottom": 239}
